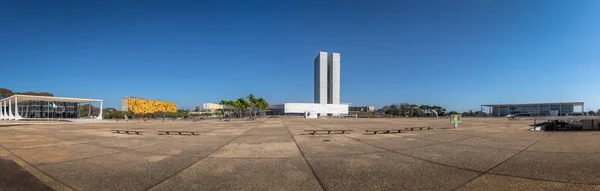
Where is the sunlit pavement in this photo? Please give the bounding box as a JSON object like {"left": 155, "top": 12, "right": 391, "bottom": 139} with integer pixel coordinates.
{"left": 2, "top": 117, "right": 600, "bottom": 191}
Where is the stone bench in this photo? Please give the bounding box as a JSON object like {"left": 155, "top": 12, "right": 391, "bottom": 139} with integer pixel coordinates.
{"left": 303, "top": 130, "right": 352, "bottom": 135}
{"left": 158, "top": 131, "right": 199, "bottom": 135}
{"left": 365, "top": 129, "right": 403, "bottom": 134}
{"left": 111, "top": 130, "right": 144, "bottom": 135}
{"left": 405, "top": 127, "right": 433, "bottom": 131}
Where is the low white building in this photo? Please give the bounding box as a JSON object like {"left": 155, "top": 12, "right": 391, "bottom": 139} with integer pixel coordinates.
{"left": 284, "top": 103, "right": 349, "bottom": 118}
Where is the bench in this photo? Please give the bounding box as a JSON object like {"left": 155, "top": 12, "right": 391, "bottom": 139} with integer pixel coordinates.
{"left": 111, "top": 130, "right": 144, "bottom": 135}
{"left": 365, "top": 129, "right": 403, "bottom": 134}
{"left": 303, "top": 130, "right": 352, "bottom": 135}
{"left": 158, "top": 131, "right": 199, "bottom": 135}
{"left": 405, "top": 127, "right": 433, "bottom": 131}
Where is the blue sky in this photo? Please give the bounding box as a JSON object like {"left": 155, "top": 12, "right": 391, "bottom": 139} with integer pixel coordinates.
{"left": 2, "top": 0, "right": 600, "bottom": 112}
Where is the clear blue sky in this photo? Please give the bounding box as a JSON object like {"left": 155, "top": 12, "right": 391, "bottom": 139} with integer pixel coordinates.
{"left": 2, "top": 0, "right": 600, "bottom": 112}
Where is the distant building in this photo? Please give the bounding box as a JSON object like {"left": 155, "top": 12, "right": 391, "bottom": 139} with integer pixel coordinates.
{"left": 200, "top": 103, "right": 223, "bottom": 112}
{"left": 279, "top": 51, "right": 347, "bottom": 118}
{"left": 349, "top": 106, "right": 375, "bottom": 112}
{"left": 1, "top": 95, "right": 103, "bottom": 121}
{"left": 122, "top": 97, "right": 176, "bottom": 114}
{"left": 481, "top": 102, "right": 584, "bottom": 116}
{"left": 314, "top": 51, "right": 340, "bottom": 104}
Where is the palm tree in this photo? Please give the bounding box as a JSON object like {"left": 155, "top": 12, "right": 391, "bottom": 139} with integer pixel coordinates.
{"left": 219, "top": 100, "right": 235, "bottom": 117}
{"left": 246, "top": 94, "right": 256, "bottom": 117}
{"left": 236, "top": 98, "right": 250, "bottom": 118}
{"left": 255, "top": 97, "right": 269, "bottom": 117}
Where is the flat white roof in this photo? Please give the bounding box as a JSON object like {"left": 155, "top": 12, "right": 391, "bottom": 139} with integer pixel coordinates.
{"left": 482, "top": 102, "right": 584, "bottom": 107}
{"left": 1, "top": 95, "right": 102, "bottom": 103}
{"left": 533, "top": 116, "right": 600, "bottom": 121}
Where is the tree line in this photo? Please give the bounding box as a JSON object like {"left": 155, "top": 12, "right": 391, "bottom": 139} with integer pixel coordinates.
{"left": 0, "top": 88, "right": 54, "bottom": 98}
{"left": 219, "top": 94, "right": 269, "bottom": 118}
{"left": 379, "top": 103, "right": 452, "bottom": 117}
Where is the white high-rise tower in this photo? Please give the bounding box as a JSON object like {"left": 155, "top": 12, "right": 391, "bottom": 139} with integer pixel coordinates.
{"left": 314, "top": 51, "right": 328, "bottom": 104}
{"left": 328, "top": 52, "right": 340, "bottom": 104}
{"left": 314, "top": 51, "right": 340, "bottom": 104}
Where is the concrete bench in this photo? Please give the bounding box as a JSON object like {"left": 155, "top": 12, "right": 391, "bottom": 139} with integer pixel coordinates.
{"left": 405, "top": 127, "right": 433, "bottom": 131}
{"left": 365, "top": 129, "right": 403, "bottom": 134}
{"left": 303, "top": 130, "right": 352, "bottom": 135}
{"left": 111, "top": 130, "right": 144, "bottom": 135}
{"left": 158, "top": 131, "right": 199, "bottom": 135}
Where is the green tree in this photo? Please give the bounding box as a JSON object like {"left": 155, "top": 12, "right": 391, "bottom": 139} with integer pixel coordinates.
{"left": 103, "top": 108, "right": 117, "bottom": 114}
{"left": 0, "top": 88, "right": 14, "bottom": 98}
{"left": 219, "top": 100, "right": 235, "bottom": 117}
{"left": 255, "top": 97, "right": 269, "bottom": 117}
{"left": 246, "top": 94, "right": 256, "bottom": 117}
{"left": 236, "top": 98, "right": 250, "bottom": 118}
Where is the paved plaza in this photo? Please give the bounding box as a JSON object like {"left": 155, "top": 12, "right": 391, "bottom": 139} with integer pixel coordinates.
{"left": 2, "top": 117, "right": 600, "bottom": 190}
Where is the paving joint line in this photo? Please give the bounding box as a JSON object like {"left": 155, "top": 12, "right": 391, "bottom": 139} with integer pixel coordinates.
{"left": 485, "top": 172, "right": 600, "bottom": 186}
{"left": 282, "top": 118, "right": 327, "bottom": 191}
{"left": 142, "top": 118, "right": 268, "bottom": 191}
{"left": 450, "top": 140, "right": 540, "bottom": 191}
{"left": 0, "top": 143, "right": 77, "bottom": 191}
{"left": 35, "top": 139, "right": 178, "bottom": 166}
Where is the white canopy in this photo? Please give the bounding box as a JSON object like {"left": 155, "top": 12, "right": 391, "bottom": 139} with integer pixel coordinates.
{"left": 1, "top": 95, "right": 102, "bottom": 103}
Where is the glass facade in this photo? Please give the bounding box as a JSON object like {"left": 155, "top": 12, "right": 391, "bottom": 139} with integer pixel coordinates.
{"left": 488, "top": 104, "right": 576, "bottom": 116}
{"left": 11, "top": 101, "right": 80, "bottom": 118}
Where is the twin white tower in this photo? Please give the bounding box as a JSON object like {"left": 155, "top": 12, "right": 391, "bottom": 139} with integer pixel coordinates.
{"left": 314, "top": 51, "right": 340, "bottom": 104}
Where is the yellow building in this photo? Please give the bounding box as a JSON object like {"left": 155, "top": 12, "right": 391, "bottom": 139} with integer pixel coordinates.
{"left": 121, "top": 97, "right": 177, "bottom": 114}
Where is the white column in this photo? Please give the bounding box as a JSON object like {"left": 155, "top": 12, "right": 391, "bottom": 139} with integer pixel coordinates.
{"left": 8, "top": 99, "right": 14, "bottom": 120}
{"left": 2, "top": 101, "right": 7, "bottom": 120}
{"left": 0, "top": 101, "right": 5, "bottom": 120}
{"left": 14, "top": 97, "right": 22, "bottom": 120}
{"left": 96, "top": 101, "right": 103, "bottom": 120}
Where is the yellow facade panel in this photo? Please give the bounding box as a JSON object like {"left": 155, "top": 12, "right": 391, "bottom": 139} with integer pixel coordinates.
{"left": 122, "top": 98, "right": 176, "bottom": 114}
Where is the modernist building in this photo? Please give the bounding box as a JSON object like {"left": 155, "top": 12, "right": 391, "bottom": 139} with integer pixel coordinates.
{"left": 0, "top": 95, "right": 103, "bottom": 121}
{"left": 314, "top": 51, "right": 340, "bottom": 104}
{"left": 349, "top": 106, "right": 376, "bottom": 112}
{"left": 121, "top": 97, "right": 177, "bottom": 114}
{"left": 282, "top": 51, "right": 347, "bottom": 118}
{"left": 481, "top": 102, "right": 584, "bottom": 116}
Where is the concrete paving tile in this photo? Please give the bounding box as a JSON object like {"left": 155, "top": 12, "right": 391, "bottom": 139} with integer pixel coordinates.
{"left": 149, "top": 158, "right": 322, "bottom": 191}
{"left": 295, "top": 135, "right": 386, "bottom": 157}
{"left": 133, "top": 140, "right": 226, "bottom": 156}
{"left": 88, "top": 137, "right": 167, "bottom": 150}
{"left": 453, "top": 136, "right": 537, "bottom": 150}
{"left": 37, "top": 152, "right": 199, "bottom": 191}
{"left": 0, "top": 157, "right": 53, "bottom": 191}
{"left": 456, "top": 174, "right": 600, "bottom": 191}
{"left": 486, "top": 132, "right": 546, "bottom": 141}
{"left": 233, "top": 134, "right": 294, "bottom": 143}
{"left": 398, "top": 143, "right": 519, "bottom": 171}
{"left": 491, "top": 151, "right": 600, "bottom": 184}
{"left": 527, "top": 140, "right": 600, "bottom": 153}
{"left": 409, "top": 132, "right": 478, "bottom": 142}
{"left": 0, "top": 134, "right": 74, "bottom": 149}
{"left": 355, "top": 136, "right": 440, "bottom": 150}
{"left": 209, "top": 142, "right": 302, "bottom": 158}
{"left": 308, "top": 152, "right": 480, "bottom": 190}
{"left": 10, "top": 144, "right": 121, "bottom": 165}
